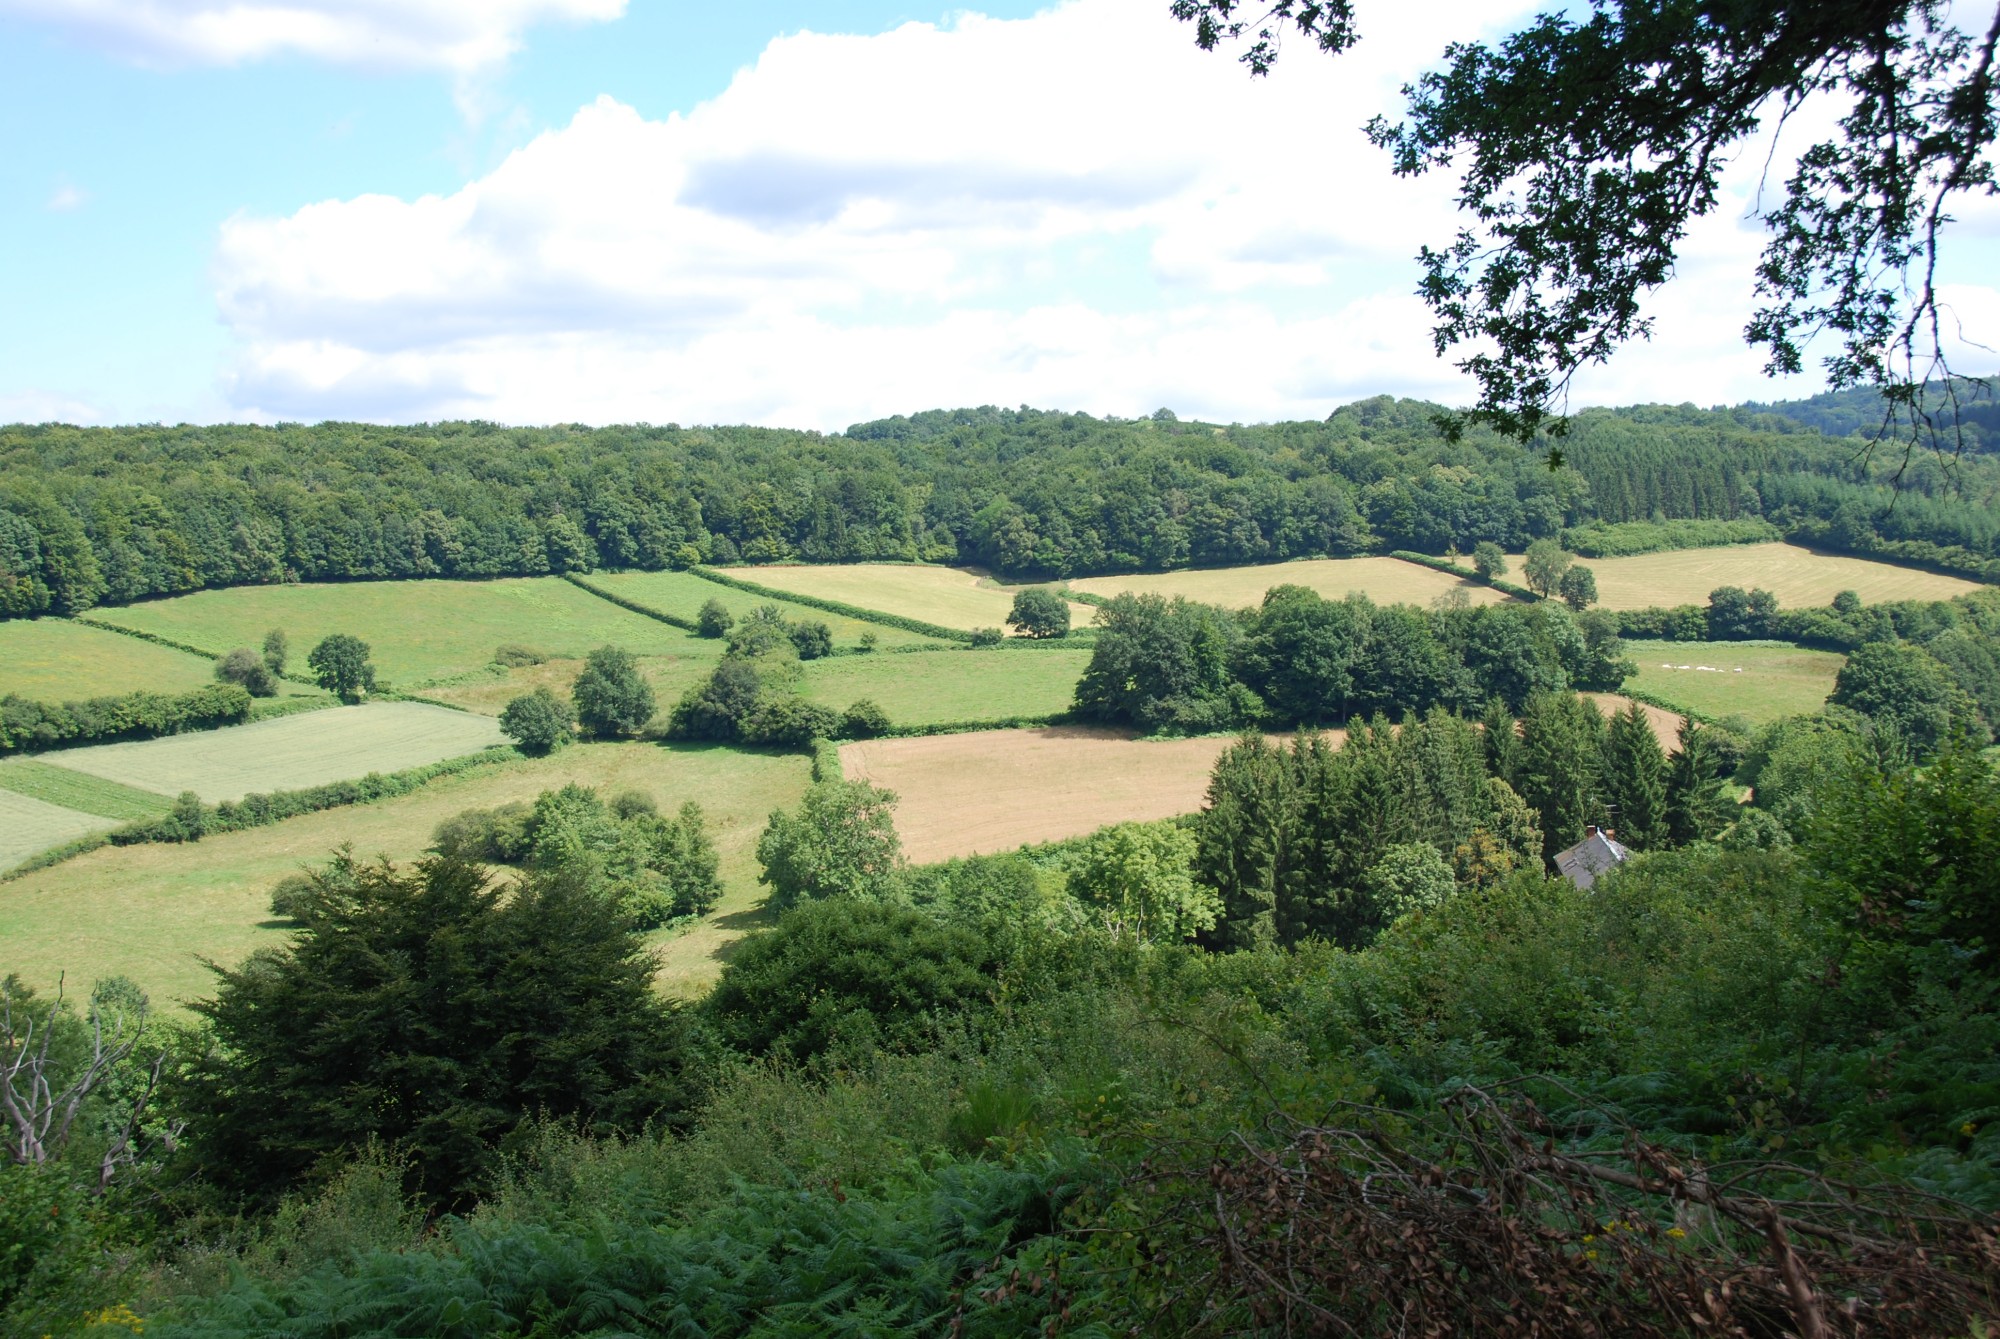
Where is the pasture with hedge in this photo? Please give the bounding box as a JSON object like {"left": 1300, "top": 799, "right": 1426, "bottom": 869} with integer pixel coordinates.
{"left": 6, "top": 391, "right": 2000, "bottom": 1336}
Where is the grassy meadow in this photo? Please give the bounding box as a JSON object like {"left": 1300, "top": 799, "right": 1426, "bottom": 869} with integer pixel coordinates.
{"left": 586, "top": 570, "right": 945, "bottom": 649}
{"left": 0, "top": 758, "right": 175, "bottom": 820}
{"left": 1066, "top": 556, "right": 1511, "bottom": 610}
{"left": 0, "top": 789, "right": 118, "bottom": 871}
{"left": 42, "top": 701, "right": 506, "bottom": 802}
{"left": 1554, "top": 542, "right": 1984, "bottom": 610}
{"left": 0, "top": 741, "right": 810, "bottom": 1010}
{"left": 729, "top": 563, "right": 1092, "bottom": 633}
{"left": 0, "top": 617, "right": 222, "bottom": 700}
{"left": 88, "top": 578, "right": 698, "bottom": 687}
{"left": 799, "top": 647, "right": 1090, "bottom": 726}
{"left": 1622, "top": 640, "right": 1845, "bottom": 724}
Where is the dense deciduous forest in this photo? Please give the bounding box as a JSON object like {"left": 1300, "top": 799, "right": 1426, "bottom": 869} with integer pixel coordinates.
{"left": 4, "top": 390, "right": 1998, "bottom": 618}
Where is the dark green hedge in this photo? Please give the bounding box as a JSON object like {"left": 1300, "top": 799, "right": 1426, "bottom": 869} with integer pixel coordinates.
{"left": 0, "top": 682, "right": 252, "bottom": 754}
{"left": 1388, "top": 551, "right": 1540, "bottom": 601}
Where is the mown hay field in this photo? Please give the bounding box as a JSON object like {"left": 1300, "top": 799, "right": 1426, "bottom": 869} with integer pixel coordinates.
{"left": 421, "top": 650, "right": 723, "bottom": 721}
{"left": 0, "top": 741, "right": 810, "bottom": 1010}
{"left": 0, "top": 789, "right": 116, "bottom": 871}
{"left": 840, "top": 726, "right": 1314, "bottom": 863}
{"left": 800, "top": 648, "right": 1090, "bottom": 726}
{"left": 1066, "top": 556, "right": 1511, "bottom": 610}
{"left": 88, "top": 577, "right": 697, "bottom": 687}
{"left": 0, "top": 759, "right": 174, "bottom": 821}
{"left": 1551, "top": 543, "right": 1984, "bottom": 610}
{"left": 728, "top": 564, "right": 1093, "bottom": 634}
{"left": 0, "top": 617, "right": 220, "bottom": 700}
{"left": 41, "top": 701, "right": 506, "bottom": 803}
{"left": 586, "top": 570, "right": 944, "bottom": 649}
{"left": 1619, "top": 640, "right": 1844, "bottom": 724}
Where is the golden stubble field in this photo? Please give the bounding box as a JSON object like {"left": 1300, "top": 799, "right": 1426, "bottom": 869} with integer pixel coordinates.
{"left": 729, "top": 564, "right": 1095, "bottom": 633}
{"left": 840, "top": 726, "right": 1316, "bottom": 863}
{"left": 1066, "top": 556, "right": 1511, "bottom": 610}
{"left": 1556, "top": 543, "right": 1983, "bottom": 610}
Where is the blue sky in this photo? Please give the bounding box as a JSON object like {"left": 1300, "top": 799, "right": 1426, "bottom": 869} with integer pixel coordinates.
{"left": 3, "top": 0, "right": 1995, "bottom": 429}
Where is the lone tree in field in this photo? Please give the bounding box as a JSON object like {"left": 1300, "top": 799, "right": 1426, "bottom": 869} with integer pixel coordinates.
{"left": 1007, "top": 587, "right": 1071, "bottom": 639}
{"left": 1557, "top": 564, "right": 1598, "bottom": 612}
{"left": 695, "top": 598, "right": 734, "bottom": 639}
{"left": 572, "top": 645, "right": 655, "bottom": 738}
{"left": 756, "top": 778, "right": 902, "bottom": 906}
{"left": 499, "top": 686, "right": 577, "bottom": 755}
{"left": 1172, "top": 1, "right": 2000, "bottom": 455}
{"left": 215, "top": 646, "right": 278, "bottom": 697}
{"left": 306, "top": 634, "right": 375, "bottom": 702}
{"left": 1521, "top": 540, "right": 1574, "bottom": 599}
{"left": 1471, "top": 542, "right": 1507, "bottom": 581}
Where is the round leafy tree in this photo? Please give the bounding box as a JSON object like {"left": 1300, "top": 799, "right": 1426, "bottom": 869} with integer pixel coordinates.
{"left": 695, "top": 597, "right": 734, "bottom": 638}
{"left": 499, "top": 685, "right": 577, "bottom": 755}
{"left": 1006, "top": 587, "right": 1071, "bottom": 639}
{"left": 571, "top": 644, "right": 655, "bottom": 738}
{"left": 756, "top": 778, "right": 901, "bottom": 906}
{"left": 215, "top": 646, "right": 278, "bottom": 697}
{"left": 306, "top": 634, "right": 375, "bottom": 701}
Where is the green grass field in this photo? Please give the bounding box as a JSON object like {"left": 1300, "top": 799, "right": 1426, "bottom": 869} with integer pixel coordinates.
{"left": 587, "top": 570, "right": 945, "bottom": 649}
{"left": 1623, "top": 640, "right": 1846, "bottom": 724}
{"left": 0, "top": 617, "right": 220, "bottom": 700}
{"left": 88, "top": 578, "right": 699, "bottom": 687}
{"left": 0, "top": 759, "right": 174, "bottom": 820}
{"left": 1066, "top": 556, "right": 1513, "bottom": 611}
{"left": 41, "top": 701, "right": 506, "bottom": 803}
{"left": 1543, "top": 543, "right": 1985, "bottom": 610}
{"left": 423, "top": 650, "right": 724, "bottom": 720}
{"left": 800, "top": 647, "right": 1091, "bottom": 726}
{"left": 0, "top": 789, "right": 114, "bottom": 870}
{"left": 728, "top": 564, "right": 1092, "bottom": 634}
{"left": 0, "top": 741, "right": 810, "bottom": 1010}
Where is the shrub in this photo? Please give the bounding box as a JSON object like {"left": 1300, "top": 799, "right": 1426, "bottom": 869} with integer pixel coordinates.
{"left": 738, "top": 695, "right": 839, "bottom": 748}
{"left": 499, "top": 685, "right": 577, "bottom": 755}
{"left": 704, "top": 899, "right": 1001, "bottom": 1062}
{"left": 842, "top": 698, "right": 892, "bottom": 738}
{"left": 431, "top": 802, "right": 535, "bottom": 863}
{"left": 789, "top": 619, "right": 834, "bottom": 660}
{"left": 215, "top": 646, "right": 279, "bottom": 697}
{"left": 1471, "top": 541, "right": 1507, "bottom": 580}
{"left": 668, "top": 659, "right": 763, "bottom": 741}
{"left": 695, "top": 598, "right": 734, "bottom": 638}
{"left": 262, "top": 628, "right": 288, "bottom": 676}
{"left": 969, "top": 627, "right": 1005, "bottom": 648}
{"left": 572, "top": 645, "right": 655, "bottom": 738}
{"left": 492, "top": 643, "right": 551, "bottom": 668}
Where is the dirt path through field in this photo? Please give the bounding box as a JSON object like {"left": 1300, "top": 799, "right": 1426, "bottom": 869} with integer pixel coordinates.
{"left": 841, "top": 725, "right": 1328, "bottom": 863}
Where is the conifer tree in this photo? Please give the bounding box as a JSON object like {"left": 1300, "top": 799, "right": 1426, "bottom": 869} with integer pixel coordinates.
{"left": 1600, "top": 701, "right": 1668, "bottom": 849}
{"left": 1516, "top": 691, "right": 1606, "bottom": 862}
{"left": 1666, "top": 717, "right": 1735, "bottom": 846}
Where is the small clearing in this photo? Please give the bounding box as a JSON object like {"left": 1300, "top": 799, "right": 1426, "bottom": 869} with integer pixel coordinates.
{"left": 1620, "top": 640, "right": 1844, "bottom": 724}
{"left": 586, "top": 571, "right": 944, "bottom": 649}
{"left": 1554, "top": 543, "right": 1984, "bottom": 610}
{"left": 0, "top": 617, "right": 219, "bottom": 700}
{"left": 88, "top": 577, "right": 696, "bottom": 688}
{"left": 726, "top": 564, "right": 1093, "bottom": 634}
{"left": 801, "top": 648, "right": 1090, "bottom": 726}
{"left": 841, "top": 726, "right": 1321, "bottom": 863}
{"left": 0, "top": 789, "right": 112, "bottom": 870}
{"left": 40, "top": 701, "right": 506, "bottom": 803}
{"left": 1066, "top": 557, "right": 1511, "bottom": 610}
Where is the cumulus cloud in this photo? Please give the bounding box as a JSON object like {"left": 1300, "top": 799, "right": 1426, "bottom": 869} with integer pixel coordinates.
{"left": 0, "top": 0, "right": 622, "bottom": 71}
{"left": 0, "top": 390, "right": 104, "bottom": 424}
{"left": 208, "top": 0, "right": 1999, "bottom": 427}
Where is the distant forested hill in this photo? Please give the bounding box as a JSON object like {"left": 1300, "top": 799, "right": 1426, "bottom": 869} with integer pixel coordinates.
{"left": 2, "top": 395, "right": 1996, "bottom": 618}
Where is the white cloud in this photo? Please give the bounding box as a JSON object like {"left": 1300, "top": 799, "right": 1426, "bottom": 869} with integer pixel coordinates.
{"left": 0, "top": 390, "right": 104, "bottom": 424}
{"left": 46, "top": 180, "right": 86, "bottom": 211}
{"left": 208, "top": 0, "right": 2000, "bottom": 428}
{"left": 0, "top": 0, "right": 623, "bottom": 72}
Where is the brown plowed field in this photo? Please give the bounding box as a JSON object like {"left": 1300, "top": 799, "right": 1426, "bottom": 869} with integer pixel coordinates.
{"left": 840, "top": 726, "right": 1322, "bottom": 863}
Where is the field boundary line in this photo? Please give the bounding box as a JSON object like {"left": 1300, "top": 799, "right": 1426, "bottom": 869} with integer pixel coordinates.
{"left": 1387, "top": 551, "right": 1540, "bottom": 601}
{"left": 561, "top": 573, "right": 700, "bottom": 631}
{"left": 71, "top": 615, "right": 322, "bottom": 687}
{"left": 688, "top": 566, "right": 972, "bottom": 643}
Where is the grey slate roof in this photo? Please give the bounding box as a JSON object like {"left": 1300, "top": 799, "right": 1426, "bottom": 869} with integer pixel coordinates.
{"left": 1553, "top": 827, "right": 1632, "bottom": 889}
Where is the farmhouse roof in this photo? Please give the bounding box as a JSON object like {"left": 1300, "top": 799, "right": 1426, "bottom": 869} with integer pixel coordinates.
{"left": 1553, "top": 826, "right": 1631, "bottom": 890}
